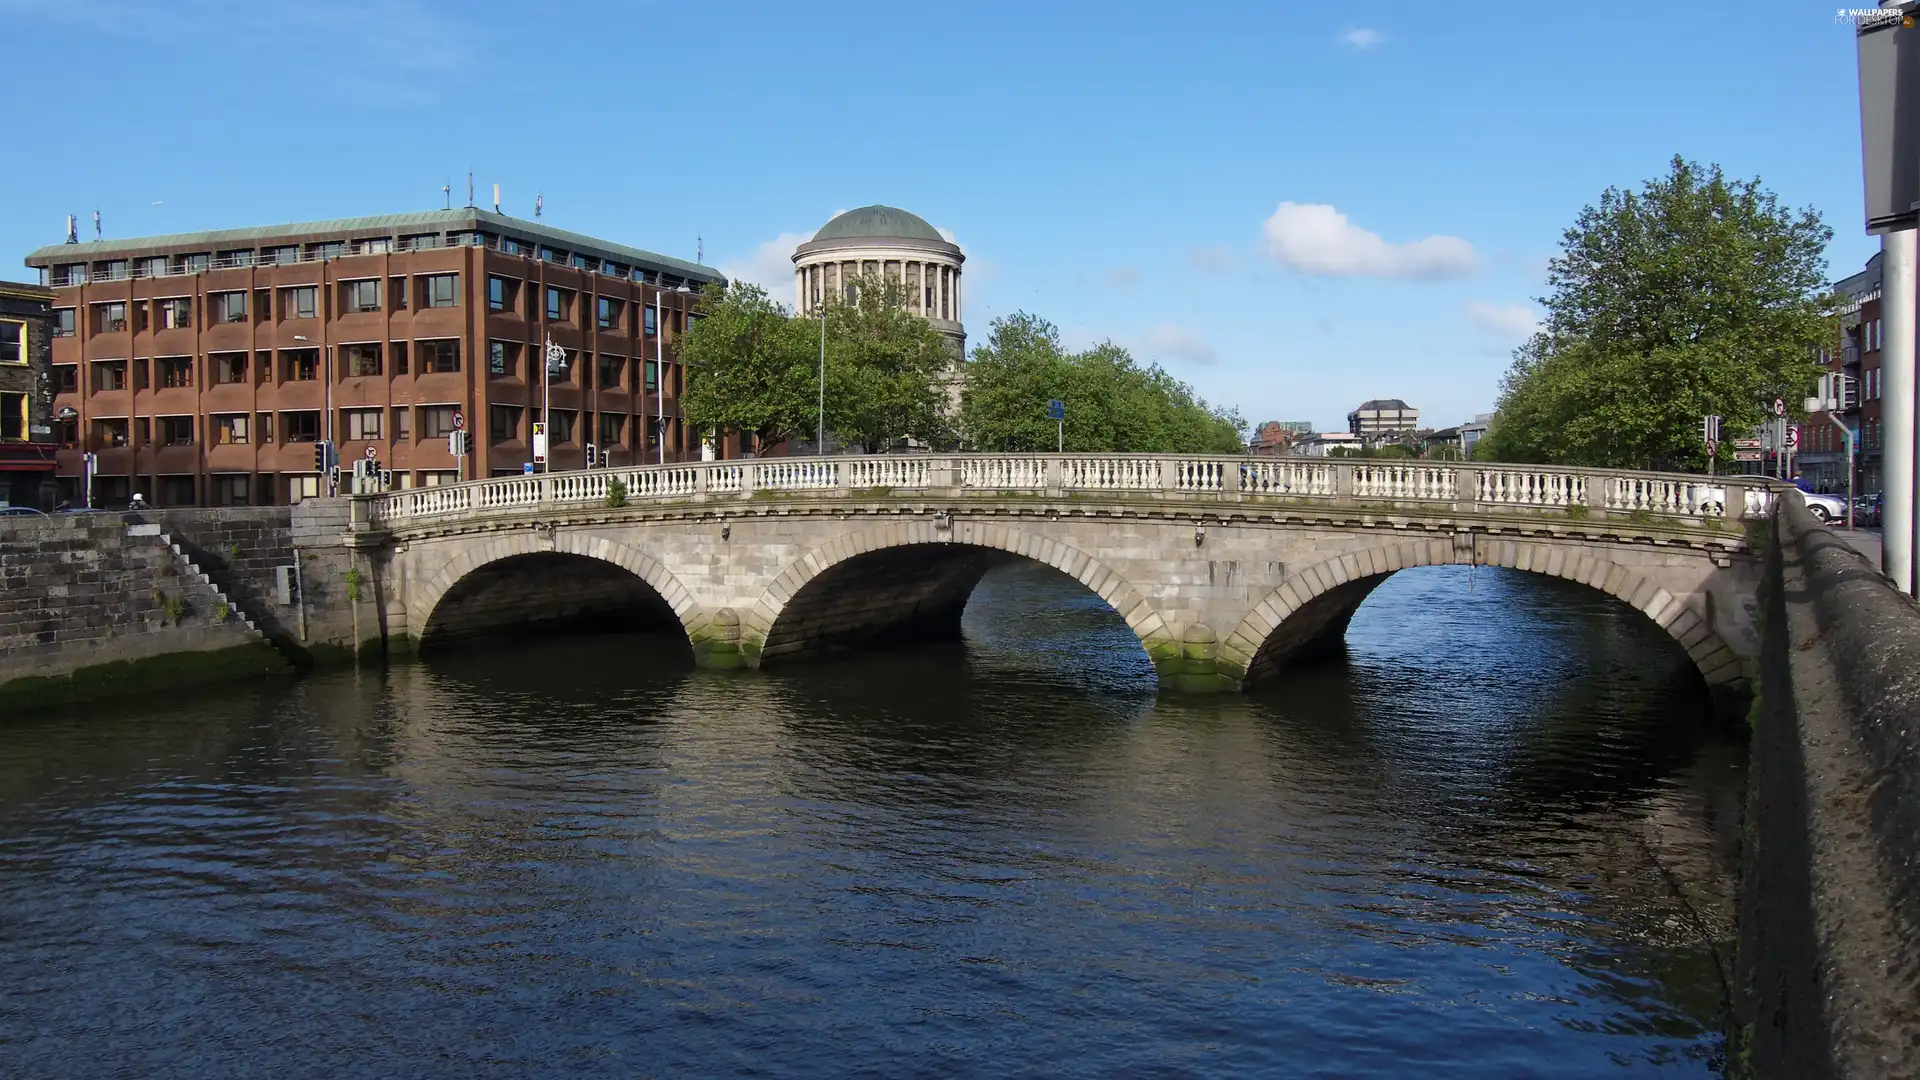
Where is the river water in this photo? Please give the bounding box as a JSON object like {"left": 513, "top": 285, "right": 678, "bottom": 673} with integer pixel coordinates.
{"left": 0, "top": 563, "right": 1744, "bottom": 1079}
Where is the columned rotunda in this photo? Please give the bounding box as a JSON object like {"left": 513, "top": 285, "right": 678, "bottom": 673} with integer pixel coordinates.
{"left": 793, "top": 205, "right": 965, "bottom": 353}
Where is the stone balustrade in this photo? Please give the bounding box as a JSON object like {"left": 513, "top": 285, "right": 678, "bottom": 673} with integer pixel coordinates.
{"left": 368, "top": 454, "right": 1777, "bottom": 529}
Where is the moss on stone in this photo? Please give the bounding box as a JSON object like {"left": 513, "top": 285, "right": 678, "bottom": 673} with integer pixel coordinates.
{"left": 0, "top": 643, "right": 292, "bottom": 713}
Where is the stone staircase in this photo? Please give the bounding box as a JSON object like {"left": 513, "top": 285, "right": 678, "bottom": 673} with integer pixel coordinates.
{"left": 128, "top": 522, "right": 273, "bottom": 644}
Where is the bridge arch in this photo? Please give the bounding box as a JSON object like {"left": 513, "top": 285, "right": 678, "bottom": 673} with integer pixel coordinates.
{"left": 1223, "top": 537, "right": 1747, "bottom": 698}
{"left": 410, "top": 530, "right": 702, "bottom": 649}
{"left": 745, "top": 520, "right": 1173, "bottom": 667}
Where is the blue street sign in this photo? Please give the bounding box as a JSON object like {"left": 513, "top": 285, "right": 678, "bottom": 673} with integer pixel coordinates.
{"left": 1047, "top": 399, "right": 1065, "bottom": 420}
{"left": 522, "top": 462, "right": 535, "bottom": 475}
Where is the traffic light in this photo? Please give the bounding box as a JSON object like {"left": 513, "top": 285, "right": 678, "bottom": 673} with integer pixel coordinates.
{"left": 585, "top": 442, "right": 597, "bottom": 468}
{"left": 313, "top": 440, "right": 332, "bottom": 473}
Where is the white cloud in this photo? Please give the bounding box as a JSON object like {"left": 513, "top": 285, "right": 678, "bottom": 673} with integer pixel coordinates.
{"left": 1342, "top": 27, "right": 1382, "bottom": 50}
{"left": 1261, "top": 202, "right": 1477, "bottom": 280}
{"left": 1463, "top": 301, "right": 1542, "bottom": 339}
{"left": 718, "top": 231, "right": 810, "bottom": 306}
{"left": 1140, "top": 323, "right": 1217, "bottom": 366}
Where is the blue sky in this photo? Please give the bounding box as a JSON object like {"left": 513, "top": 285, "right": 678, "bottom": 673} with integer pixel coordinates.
{"left": 0, "top": 0, "right": 1879, "bottom": 433}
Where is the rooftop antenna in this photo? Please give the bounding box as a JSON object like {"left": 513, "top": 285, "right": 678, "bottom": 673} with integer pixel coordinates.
{"left": 92, "top": 209, "right": 101, "bottom": 241}
{"left": 466, "top": 169, "right": 474, "bottom": 209}
{"left": 535, "top": 192, "right": 543, "bottom": 218}
{"left": 492, "top": 183, "right": 501, "bottom": 214}
{"left": 442, "top": 182, "right": 452, "bottom": 210}
{"left": 697, "top": 235, "right": 703, "bottom": 264}
{"left": 64, "top": 214, "right": 77, "bottom": 244}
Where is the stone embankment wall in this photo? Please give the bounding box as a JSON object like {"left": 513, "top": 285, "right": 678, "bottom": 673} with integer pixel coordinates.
{"left": 0, "top": 500, "right": 381, "bottom": 706}
{"left": 0, "top": 515, "right": 285, "bottom": 704}
{"left": 1735, "top": 497, "right": 1920, "bottom": 1078}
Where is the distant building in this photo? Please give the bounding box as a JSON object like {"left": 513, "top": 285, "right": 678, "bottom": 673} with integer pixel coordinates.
{"left": 1248, "top": 419, "right": 1312, "bottom": 456}
{"left": 1421, "top": 427, "right": 1463, "bottom": 457}
{"left": 1295, "top": 431, "right": 1361, "bottom": 457}
{"left": 1347, "top": 398, "right": 1419, "bottom": 442}
{"left": 0, "top": 280, "right": 56, "bottom": 508}
{"left": 1460, "top": 413, "right": 1493, "bottom": 458}
{"left": 1802, "top": 254, "right": 1881, "bottom": 494}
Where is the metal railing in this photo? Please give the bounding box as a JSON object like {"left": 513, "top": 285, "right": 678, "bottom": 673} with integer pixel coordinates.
{"left": 364, "top": 453, "right": 1781, "bottom": 529}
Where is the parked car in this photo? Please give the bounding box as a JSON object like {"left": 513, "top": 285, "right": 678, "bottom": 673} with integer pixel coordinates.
{"left": 1854, "top": 492, "right": 1882, "bottom": 528}
{"left": 1799, "top": 491, "right": 1849, "bottom": 525}
{"left": 0, "top": 505, "right": 46, "bottom": 517}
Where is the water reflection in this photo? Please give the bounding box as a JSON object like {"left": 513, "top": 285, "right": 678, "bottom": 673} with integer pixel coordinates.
{"left": 0, "top": 563, "right": 1740, "bottom": 1078}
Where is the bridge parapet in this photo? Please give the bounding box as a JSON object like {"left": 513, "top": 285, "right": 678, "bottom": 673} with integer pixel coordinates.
{"left": 367, "top": 454, "right": 1780, "bottom": 529}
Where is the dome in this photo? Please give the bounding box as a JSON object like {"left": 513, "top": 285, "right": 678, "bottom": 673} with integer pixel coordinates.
{"left": 812, "top": 205, "right": 944, "bottom": 243}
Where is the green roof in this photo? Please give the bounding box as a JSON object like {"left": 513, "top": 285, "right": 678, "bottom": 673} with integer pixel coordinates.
{"left": 812, "top": 205, "right": 945, "bottom": 243}
{"left": 24, "top": 208, "right": 723, "bottom": 282}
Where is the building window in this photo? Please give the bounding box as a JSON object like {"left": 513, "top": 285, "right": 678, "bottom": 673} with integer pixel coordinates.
{"left": 488, "top": 404, "right": 522, "bottom": 444}
{"left": 391, "top": 341, "right": 409, "bottom": 375}
{"left": 282, "top": 349, "right": 319, "bottom": 381}
{"left": 643, "top": 359, "right": 658, "bottom": 390}
{"left": 488, "top": 275, "right": 518, "bottom": 312}
{"left": 138, "top": 256, "right": 169, "bottom": 277}
{"left": 54, "top": 308, "right": 75, "bottom": 337}
{"left": 488, "top": 340, "right": 519, "bottom": 378}
{"left": 281, "top": 286, "right": 318, "bottom": 320}
{"left": 597, "top": 297, "right": 624, "bottom": 329}
{"left": 419, "top": 339, "right": 460, "bottom": 374}
{"left": 0, "top": 320, "right": 23, "bottom": 365}
{"left": 158, "top": 298, "right": 191, "bottom": 330}
{"left": 419, "top": 471, "right": 459, "bottom": 487}
{"left": 56, "top": 364, "right": 78, "bottom": 392}
{"left": 219, "top": 249, "right": 254, "bottom": 268}
{"left": 56, "top": 264, "right": 86, "bottom": 286}
{"left": 267, "top": 246, "right": 299, "bottom": 266}
{"left": 546, "top": 287, "right": 572, "bottom": 323}
{"left": 344, "top": 279, "right": 380, "bottom": 313}
{"left": 402, "top": 233, "right": 441, "bottom": 251}
{"left": 98, "top": 260, "right": 129, "bottom": 281}
{"left": 256, "top": 412, "right": 274, "bottom": 443}
{"left": 645, "top": 415, "right": 661, "bottom": 450}
{"left": 94, "top": 302, "right": 127, "bottom": 334}
{"left": 389, "top": 277, "right": 408, "bottom": 310}
{"left": 213, "top": 414, "right": 249, "bottom": 445}
{"left": 55, "top": 415, "right": 78, "bottom": 447}
{"left": 357, "top": 238, "right": 391, "bottom": 255}
{"left": 93, "top": 360, "right": 127, "bottom": 392}
{"left": 289, "top": 475, "right": 320, "bottom": 503}
{"left": 420, "top": 406, "right": 459, "bottom": 439}
{"left": 0, "top": 392, "right": 25, "bottom": 441}
{"left": 344, "top": 342, "right": 383, "bottom": 377}
{"left": 308, "top": 241, "right": 344, "bottom": 261}
{"left": 132, "top": 358, "right": 150, "bottom": 391}
{"left": 643, "top": 305, "right": 656, "bottom": 336}
{"left": 211, "top": 353, "right": 248, "bottom": 384}
{"left": 157, "top": 356, "right": 193, "bottom": 389}
{"left": 92, "top": 417, "right": 129, "bottom": 448}
{"left": 422, "top": 274, "right": 458, "bottom": 308}
{"left": 212, "top": 474, "right": 251, "bottom": 506}
{"left": 598, "top": 411, "right": 625, "bottom": 447}
{"left": 213, "top": 292, "right": 247, "bottom": 323}
{"left": 549, "top": 409, "right": 576, "bottom": 445}
{"left": 282, "top": 411, "right": 321, "bottom": 443}
{"left": 343, "top": 408, "right": 382, "bottom": 441}
{"left": 597, "top": 353, "right": 623, "bottom": 389}
{"left": 570, "top": 253, "right": 588, "bottom": 270}
{"left": 180, "top": 253, "right": 210, "bottom": 274}
{"left": 391, "top": 407, "right": 411, "bottom": 441}
{"left": 160, "top": 416, "right": 194, "bottom": 447}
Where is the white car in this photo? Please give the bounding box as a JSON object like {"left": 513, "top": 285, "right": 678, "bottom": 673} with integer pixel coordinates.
{"left": 1796, "top": 490, "right": 1849, "bottom": 525}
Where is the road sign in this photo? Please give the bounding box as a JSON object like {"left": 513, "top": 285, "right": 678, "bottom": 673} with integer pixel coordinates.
{"left": 532, "top": 422, "right": 548, "bottom": 463}
{"left": 452, "top": 410, "right": 465, "bottom": 431}
{"left": 1734, "top": 450, "right": 1764, "bottom": 462}
{"left": 1705, "top": 439, "right": 1718, "bottom": 458}
{"left": 1774, "top": 397, "right": 1787, "bottom": 417}
{"left": 522, "top": 462, "right": 535, "bottom": 475}
{"left": 1786, "top": 424, "right": 1800, "bottom": 448}
{"left": 1047, "top": 399, "right": 1065, "bottom": 421}
{"left": 365, "top": 445, "right": 377, "bottom": 460}
{"left": 1733, "top": 438, "right": 1763, "bottom": 450}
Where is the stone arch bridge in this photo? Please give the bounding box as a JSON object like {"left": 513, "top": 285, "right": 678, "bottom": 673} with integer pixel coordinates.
{"left": 344, "top": 454, "right": 1776, "bottom": 714}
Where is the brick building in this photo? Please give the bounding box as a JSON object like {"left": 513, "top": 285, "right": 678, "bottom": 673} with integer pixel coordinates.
{"left": 0, "top": 280, "right": 57, "bottom": 508}
{"left": 1802, "top": 254, "right": 1882, "bottom": 495}
{"left": 24, "top": 208, "right": 724, "bottom": 508}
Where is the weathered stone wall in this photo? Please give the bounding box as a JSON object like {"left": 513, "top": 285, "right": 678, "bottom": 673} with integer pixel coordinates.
{"left": 758, "top": 545, "right": 1006, "bottom": 663}
{"left": 1733, "top": 498, "right": 1920, "bottom": 1079}
{"left": 0, "top": 515, "right": 283, "bottom": 701}
{"left": 141, "top": 507, "right": 298, "bottom": 643}
{"left": 420, "top": 551, "right": 684, "bottom": 647}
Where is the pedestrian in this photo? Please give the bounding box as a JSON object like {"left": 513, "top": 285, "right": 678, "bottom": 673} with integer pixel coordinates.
{"left": 1792, "top": 473, "right": 1813, "bottom": 493}
{"left": 129, "top": 492, "right": 147, "bottom": 511}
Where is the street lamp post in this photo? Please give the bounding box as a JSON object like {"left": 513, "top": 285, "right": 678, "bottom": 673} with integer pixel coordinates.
{"left": 292, "top": 334, "right": 333, "bottom": 494}
{"left": 817, "top": 299, "right": 827, "bottom": 455}
{"left": 543, "top": 336, "right": 564, "bottom": 474}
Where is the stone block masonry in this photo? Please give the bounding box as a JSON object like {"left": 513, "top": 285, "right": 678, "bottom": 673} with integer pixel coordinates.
{"left": 0, "top": 515, "right": 286, "bottom": 706}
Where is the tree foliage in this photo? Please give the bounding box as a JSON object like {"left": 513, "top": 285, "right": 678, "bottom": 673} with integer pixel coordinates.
{"left": 679, "top": 276, "right": 954, "bottom": 453}
{"left": 960, "top": 313, "right": 1245, "bottom": 453}
{"left": 1479, "top": 156, "right": 1835, "bottom": 471}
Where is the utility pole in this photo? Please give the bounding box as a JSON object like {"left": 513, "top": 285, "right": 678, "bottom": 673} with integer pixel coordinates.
{"left": 817, "top": 300, "right": 827, "bottom": 455}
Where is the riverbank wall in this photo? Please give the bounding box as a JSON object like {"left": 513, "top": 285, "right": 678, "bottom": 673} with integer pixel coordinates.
{"left": 1734, "top": 498, "right": 1920, "bottom": 1078}
{"left": 0, "top": 501, "right": 378, "bottom": 708}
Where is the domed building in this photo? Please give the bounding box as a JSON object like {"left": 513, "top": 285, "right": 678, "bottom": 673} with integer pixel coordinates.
{"left": 793, "top": 205, "right": 965, "bottom": 353}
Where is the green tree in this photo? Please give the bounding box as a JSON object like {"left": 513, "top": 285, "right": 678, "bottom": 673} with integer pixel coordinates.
{"left": 1480, "top": 156, "right": 1835, "bottom": 471}
{"left": 679, "top": 275, "right": 953, "bottom": 453}
{"left": 961, "top": 313, "right": 1245, "bottom": 453}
